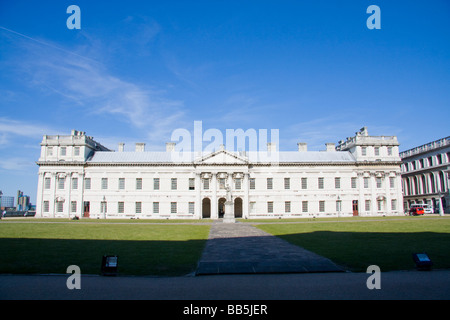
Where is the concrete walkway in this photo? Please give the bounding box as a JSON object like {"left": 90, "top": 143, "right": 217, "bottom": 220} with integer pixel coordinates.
{"left": 196, "top": 222, "right": 343, "bottom": 275}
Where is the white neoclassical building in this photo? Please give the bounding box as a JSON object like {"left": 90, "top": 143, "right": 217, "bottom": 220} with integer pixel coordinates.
{"left": 400, "top": 136, "right": 450, "bottom": 214}
{"left": 36, "top": 127, "right": 403, "bottom": 219}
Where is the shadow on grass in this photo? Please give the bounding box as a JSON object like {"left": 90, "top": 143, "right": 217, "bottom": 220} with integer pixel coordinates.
{"left": 274, "top": 231, "right": 450, "bottom": 272}
{"left": 0, "top": 238, "right": 207, "bottom": 276}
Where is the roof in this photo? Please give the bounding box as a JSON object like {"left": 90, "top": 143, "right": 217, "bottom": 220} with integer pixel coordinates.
{"left": 88, "top": 150, "right": 356, "bottom": 164}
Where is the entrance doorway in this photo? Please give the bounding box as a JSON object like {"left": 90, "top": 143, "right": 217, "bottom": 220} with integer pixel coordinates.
{"left": 218, "top": 198, "right": 226, "bottom": 218}
{"left": 234, "top": 197, "right": 243, "bottom": 218}
{"left": 202, "top": 198, "right": 211, "bottom": 218}
{"left": 83, "top": 201, "right": 90, "bottom": 218}
{"left": 352, "top": 200, "right": 358, "bottom": 216}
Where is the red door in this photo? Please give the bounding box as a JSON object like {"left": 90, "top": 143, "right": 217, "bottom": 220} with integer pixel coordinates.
{"left": 83, "top": 201, "right": 90, "bottom": 218}
{"left": 352, "top": 200, "right": 359, "bottom": 216}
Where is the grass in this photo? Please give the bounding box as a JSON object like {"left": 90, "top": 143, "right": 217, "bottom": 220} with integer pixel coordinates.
{"left": 0, "top": 222, "right": 210, "bottom": 276}
{"left": 256, "top": 216, "right": 450, "bottom": 272}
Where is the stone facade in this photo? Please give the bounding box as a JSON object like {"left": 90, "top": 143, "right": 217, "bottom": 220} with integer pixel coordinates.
{"left": 36, "top": 127, "right": 403, "bottom": 219}
{"left": 400, "top": 136, "right": 450, "bottom": 214}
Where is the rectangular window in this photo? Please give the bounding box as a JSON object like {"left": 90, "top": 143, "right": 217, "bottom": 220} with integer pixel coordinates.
{"left": 74, "top": 147, "right": 80, "bottom": 156}
{"left": 336, "top": 200, "right": 342, "bottom": 212}
{"left": 119, "top": 178, "right": 125, "bottom": 190}
{"left": 153, "top": 178, "right": 160, "bottom": 190}
{"left": 44, "top": 178, "right": 51, "bottom": 189}
{"left": 319, "top": 201, "right": 325, "bottom": 212}
{"left": 365, "top": 200, "right": 371, "bottom": 211}
{"left": 171, "top": 202, "right": 177, "bottom": 214}
{"left": 364, "top": 177, "right": 369, "bottom": 188}
{"left": 43, "top": 201, "right": 49, "bottom": 212}
{"left": 250, "top": 178, "right": 255, "bottom": 190}
{"left": 390, "top": 177, "right": 395, "bottom": 189}
{"left": 57, "top": 201, "right": 64, "bottom": 213}
{"left": 84, "top": 178, "right": 91, "bottom": 189}
{"left": 136, "top": 178, "right": 142, "bottom": 190}
{"left": 153, "top": 202, "right": 159, "bottom": 214}
{"left": 387, "top": 147, "right": 393, "bottom": 156}
{"left": 203, "top": 179, "right": 209, "bottom": 190}
{"left": 47, "top": 147, "right": 53, "bottom": 156}
{"left": 318, "top": 177, "right": 324, "bottom": 189}
{"left": 189, "top": 178, "right": 195, "bottom": 190}
{"left": 100, "top": 201, "right": 107, "bottom": 214}
{"left": 58, "top": 177, "right": 65, "bottom": 190}
{"left": 189, "top": 202, "right": 195, "bottom": 214}
{"left": 219, "top": 178, "right": 226, "bottom": 189}
{"left": 171, "top": 178, "right": 177, "bottom": 190}
{"left": 72, "top": 178, "right": 78, "bottom": 190}
{"left": 391, "top": 199, "right": 397, "bottom": 211}
{"left": 118, "top": 202, "right": 124, "bottom": 214}
{"left": 301, "top": 177, "right": 307, "bottom": 189}
{"left": 267, "top": 201, "right": 273, "bottom": 213}
{"left": 377, "top": 200, "right": 383, "bottom": 211}
{"left": 60, "top": 147, "right": 66, "bottom": 156}
{"left": 267, "top": 178, "right": 273, "bottom": 190}
{"left": 135, "top": 202, "right": 142, "bottom": 214}
{"left": 235, "top": 178, "right": 241, "bottom": 190}
{"left": 284, "top": 178, "right": 290, "bottom": 190}
{"left": 71, "top": 201, "right": 77, "bottom": 213}
{"left": 335, "top": 177, "right": 341, "bottom": 189}
{"left": 101, "top": 178, "right": 108, "bottom": 190}
{"left": 362, "top": 147, "right": 367, "bottom": 156}
{"left": 302, "top": 201, "right": 308, "bottom": 213}
{"left": 376, "top": 177, "right": 382, "bottom": 188}
{"left": 374, "top": 147, "right": 380, "bottom": 156}
{"left": 351, "top": 177, "right": 357, "bottom": 189}
{"left": 285, "top": 201, "right": 291, "bottom": 213}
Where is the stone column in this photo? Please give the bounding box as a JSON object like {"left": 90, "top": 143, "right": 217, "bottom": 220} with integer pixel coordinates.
{"left": 195, "top": 172, "right": 201, "bottom": 219}
{"left": 211, "top": 173, "right": 218, "bottom": 219}
{"left": 243, "top": 172, "right": 249, "bottom": 219}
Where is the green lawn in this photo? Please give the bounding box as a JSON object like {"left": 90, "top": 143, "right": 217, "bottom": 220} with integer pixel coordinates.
{"left": 256, "top": 217, "right": 450, "bottom": 272}
{"left": 0, "top": 222, "right": 210, "bottom": 276}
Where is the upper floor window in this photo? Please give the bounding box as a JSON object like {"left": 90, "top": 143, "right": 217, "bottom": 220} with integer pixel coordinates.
{"left": 267, "top": 178, "right": 273, "bottom": 190}
{"left": 101, "top": 178, "right": 108, "bottom": 190}
{"left": 60, "top": 147, "right": 66, "bottom": 156}
{"left": 361, "top": 147, "right": 367, "bottom": 156}
{"left": 284, "top": 178, "right": 290, "bottom": 190}
{"left": 189, "top": 178, "right": 195, "bottom": 190}
{"left": 318, "top": 177, "right": 324, "bottom": 189}
{"left": 249, "top": 178, "right": 255, "bottom": 190}
{"left": 171, "top": 178, "right": 177, "bottom": 190}
{"left": 136, "top": 178, "right": 142, "bottom": 190}
{"left": 74, "top": 147, "right": 80, "bottom": 156}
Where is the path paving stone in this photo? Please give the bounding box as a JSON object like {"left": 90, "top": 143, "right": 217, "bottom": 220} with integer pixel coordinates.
{"left": 196, "top": 222, "right": 344, "bottom": 275}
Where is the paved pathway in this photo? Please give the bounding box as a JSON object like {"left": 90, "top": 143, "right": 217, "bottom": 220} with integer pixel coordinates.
{"left": 196, "top": 222, "right": 343, "bottom": 275}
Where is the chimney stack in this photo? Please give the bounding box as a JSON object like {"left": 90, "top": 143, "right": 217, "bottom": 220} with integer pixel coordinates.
{"left": 325, "top": 143, "right": 336, "bottom": 152}
{"left": 118, "top": 143, "right": 125, "bottom": 152}
{"left": 166, "top": 142, "right": 176, "bottom": 152}
{"left": 297, "top": 142, "right": 307, "bottom": 152}
{"left": 135, "top": 143, "right": 145, "bottom": 152}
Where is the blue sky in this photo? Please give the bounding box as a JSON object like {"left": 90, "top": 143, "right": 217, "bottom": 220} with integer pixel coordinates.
{"left": 1, "top": 0, "right": 450, "bottom": 203}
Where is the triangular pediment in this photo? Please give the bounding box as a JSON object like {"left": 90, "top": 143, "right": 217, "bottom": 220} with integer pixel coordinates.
{"left": 195, "top": 150, "right": 248, "bottom": 164}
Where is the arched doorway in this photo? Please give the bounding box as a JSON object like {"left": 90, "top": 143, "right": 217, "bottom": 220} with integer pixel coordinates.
{"left": 234, "top": 197, "right": 243, "bottom": 218}
{"left": 202, "top": 198, "right": 211, "bottom": 218}
{"left": 218, "top": 198, "right": 226, "bottom": 218}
